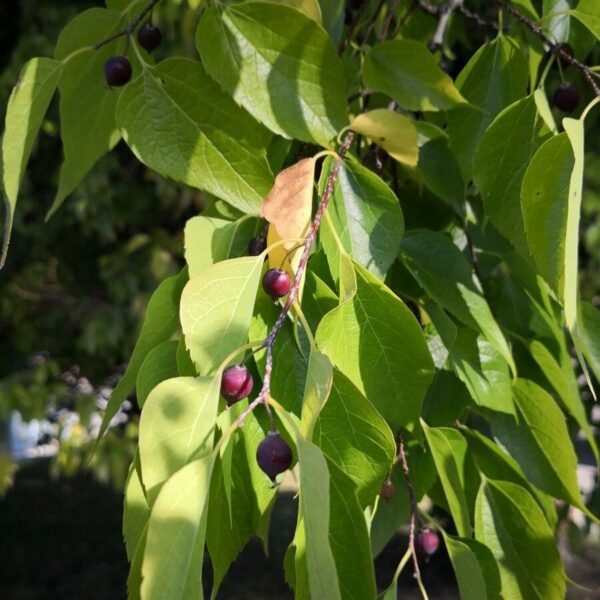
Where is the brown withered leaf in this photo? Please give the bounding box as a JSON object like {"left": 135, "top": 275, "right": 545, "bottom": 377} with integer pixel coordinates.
{"left": 260, "top": 157, "right": 315, "bottom": 277}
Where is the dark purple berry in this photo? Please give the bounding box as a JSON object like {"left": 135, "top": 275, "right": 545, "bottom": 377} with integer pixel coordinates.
{"left": 137, "top": 22, "right": 162, "bottom": 52}
{"left": 553, "top": 82, "right": 580, "bottom": 113}
{"left": 380, "top": 479, "right": 396, "bottom": 502}
{"left": 104, "top": 55, "right": 132, "bottom": 87}
{"left": 221, "top": 365, "right": 253, "bottom": 405}
{"left": 248, "top": 236, "right": 266, "bottom": 256}
{"left": 553, "top": 43, "right": 574, "bottom": 69}
{"left": 262, "top": 268, "right": 291, "bottom": 299}
{"left": 418, "top": 529, "right": 440, "bottom": 556}
{"left": 256, "top": 431, "right": 293, "bottom": 481}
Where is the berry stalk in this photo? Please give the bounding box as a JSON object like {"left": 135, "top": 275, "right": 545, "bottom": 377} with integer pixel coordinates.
{"left": 237, "top": 131, "right": 355, "bottom": 428}
{"left": 397, "top": 431, "right": 424, "bottom": 583}
{"left": 94, "top": 0, "right": 163, "bottom": 50}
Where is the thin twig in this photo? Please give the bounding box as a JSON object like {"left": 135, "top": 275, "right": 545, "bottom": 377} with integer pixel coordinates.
{"left": 391, "top": 0, "right": 418, "bottom": 38}
{"left": 94, "top": 0, "right": 162, "bottom": 50}
{"left": 429, "top": 0, "right": 462, "bottom": 51}
{"left": 353, "top": 0, "right": 387, "bottom": 56}
{"left": 379, "top": 0, "right": 400, "bottom": 42}
{"left": 458, "top": 3, "right": 498, "bottom": 30}
{"left": 237, "top": 132, "right": 356, "bottom": 428}
{"left": 339, "top": 0, "right": 371, "bottom": 53}
{"left": 397, "top": 431, "right": 422, "bottom": 581}
{"left": 495, "top": 0, "right": 600, "bottom": 97}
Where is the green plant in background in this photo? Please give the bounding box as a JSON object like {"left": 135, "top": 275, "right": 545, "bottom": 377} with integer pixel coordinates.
{"left": 2, "top": 0, "right": 600, "bottom": 599}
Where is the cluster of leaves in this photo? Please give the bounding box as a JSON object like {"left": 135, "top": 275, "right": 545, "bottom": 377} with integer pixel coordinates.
{"left": 3, "top": 0, "right": 600, "bottom": 599}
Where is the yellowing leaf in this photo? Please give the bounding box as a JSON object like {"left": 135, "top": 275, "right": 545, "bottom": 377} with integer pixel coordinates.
{"left": 261, "top": 158, "right": 315, "bottom": 276}
{"left": 350, "top": 109, "right": 418, "bottom": 166}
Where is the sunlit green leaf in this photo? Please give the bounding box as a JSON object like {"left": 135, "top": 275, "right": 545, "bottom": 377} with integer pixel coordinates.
{"left": 180, "top": 256, "right": 263, "bottom": 374}
{"left": 364, "top": 39, "right": 467, "bottom": 111}
{"left": 2, "top": 57, "right": 62, "bottom": 265}
{"left": 316, "top": 259, "right": 434, "bottom": 427}
{"left": 197, "top": 3, "right": 348, "bottom": 146}
{"left": 475, "top": 479, "right": 566, "bottom": 599}
{"left": 139, "top": 375, "right": 220, "bottom": 496}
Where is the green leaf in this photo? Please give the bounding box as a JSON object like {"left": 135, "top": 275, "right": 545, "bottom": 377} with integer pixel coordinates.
{"left": 184, "top": 215, "right": 262, "bottom": 278}
{"left": 206, "top": 428, "right": 277, "bottom": 599}
{"left": 463, "top": 427, "right": 557, "bottom": 528}
{"left": 363, "top": 39, "right": 467, "bottom": 111}
{"left": 528, "top": 339, "right": 598, "bottom": 462}
{"left": 443, "top": 533, "right": 500, "bottom": 600}
{"left": 413, "top": 122, "right": 465, "bottom": 216}
{"left": 521, "top": 117, "right": 584, "bottom": 332}
{"left": 316, "top": 259, "right": 434, "bottom": 428}
{"left": 421, "top": 368, "right": 471, "bottom": 427}
{"left": 576, "top": 301, "right": 600, "bottom": 385}
{"left": 180, "top": 256, "right": 264, "bottom": 374}
{"left": 473, "top": 95, "right": 551, "bottom": 257}
{"left": 98, "top": 271, "right": 184, "bottom": 442}
{"left": 571, "top": 0, "right": 600, "bottom": 38}
{"left": 301, "top": 269, "right": 338, "bottom": 332}
{"left": 127, "top": 522, "right": 147, "bottom": 600}
{"left": 176, "top": 336, "right": 196, "bottom": 377}
{"left": 475, "top": 479, "right": 566, "bottom": 600}
{"left": 521, "top": 142, "right": 574, "bottom": 299}
{"left": 276, "top": 407, "right": 342, "bottom": 600}
{"left": 141, "top": 455, "right": 214, "bottom": 600}
{"left": 490, "top": 378, "right": 584, "bottom": 509}
{"left": 319, "top": 0, "right": 345, "bottom": 44}
{"left": 450, "top": 329, "right": 514, "bottom": 415}
{"left": 2, "top": 57, "right": 62, "bottom": 266}
{"left": 314, "top": 369, "right": 396, "bottom": 506}
{"left": 327, "top": 460, "right": 377, "bottom": 600}
{"left": 139, "top": 375, "right": 220, "bottom": 496}
{"left": 522, "top": 134, "right": 574, "bottom": 300}
{"left": 422, "top": 423, "right": 472, "bottom": 537}
{"left": 401, "top": 230, "right": 515, "bottom": 375}
{"left": 184, "top": 216, "right": 231, "bottom": 278}
{"left": 300, "top": 351, "right": 333, "bottom": 440}
{"left": 50, "top": 7, "right": 130, "bottom": 216}
{"left": 123, "top": 457, "right": 149, "bottom": 562}
{"left": 197, "top": 3, "right": 348, "bottom": 146}
{"left": 298, "top": 443, "right": 342, "bottom": 598}
{"left": 319, "top": 158, "right": 404, "bottom": 282}
{"left": 562, "top": 117, "right": 585, "bottom": 332}
{"left": 117, "top": 59, "right": 273, "bottom": 214}
{"left": 136, "top": 340, "right": 179, "bottom": 408}
{"left": 543, "top": 0, "right": 571, "bottom": 42}
{"left": 447, "top": 36, "right": 528, "bottom": 178}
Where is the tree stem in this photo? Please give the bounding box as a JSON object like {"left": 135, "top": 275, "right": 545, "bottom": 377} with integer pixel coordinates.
{"left": 494, "top": 0, "right": 600, "bottom": 97}
{"left": 397, "top": 431, "right": 422, "bottom": 582}
{"left": 94, "top": 0, "right": 163, "bottom": 50}
{"left": 237, "top": 132, "right": 355, "bottom": 428}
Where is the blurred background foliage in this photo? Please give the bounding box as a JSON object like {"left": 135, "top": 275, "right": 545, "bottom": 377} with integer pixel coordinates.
{"left": 0, "top": 0, "right": 207, "bottom": 492}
